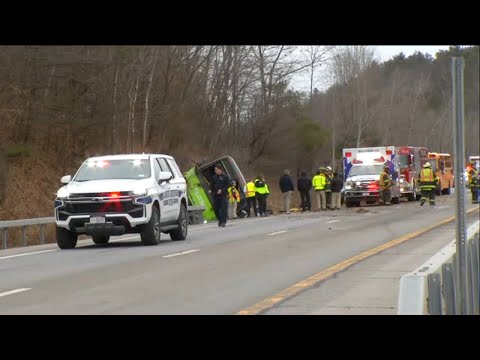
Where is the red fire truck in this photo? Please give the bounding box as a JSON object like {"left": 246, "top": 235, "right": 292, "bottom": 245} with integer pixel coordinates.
{"left": 395, "top": 146, "right": 429, "bottom": 201}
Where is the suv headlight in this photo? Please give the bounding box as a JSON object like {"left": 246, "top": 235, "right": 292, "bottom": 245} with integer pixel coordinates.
{"left": 345, "top": 181, "right": 353, "bottom": 190}
{"left": 57, "top": 187, "right": 70, "bottom": 199}
{"left": 131, "top": 188, "right": 148, "bottom": 196}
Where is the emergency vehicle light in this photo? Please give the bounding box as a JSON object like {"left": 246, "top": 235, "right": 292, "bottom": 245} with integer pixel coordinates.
{"left": 345, "top": 152, "right": 352, "bottom": 157}
{"left": 368, "top": 182, "right": 378, "bottom": 190}
{"left": 386, "top": 150, "right": 392, "bottom": 155}
{"left": 110, "top": 192, "right": 119, "bottom": 198}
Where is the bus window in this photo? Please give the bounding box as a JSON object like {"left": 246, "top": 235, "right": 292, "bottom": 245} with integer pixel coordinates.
{"left": 198, "top": 156, "right": 247, "bottom": 198}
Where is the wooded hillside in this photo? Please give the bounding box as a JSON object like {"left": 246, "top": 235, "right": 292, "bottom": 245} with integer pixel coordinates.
{"left": 0, "top": 45, "right": 478, "bottom": 220}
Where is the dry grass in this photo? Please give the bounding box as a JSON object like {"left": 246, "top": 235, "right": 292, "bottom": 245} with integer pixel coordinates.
{"left": 0, "top": 154, "right": 60, "bottom": 221}
{"left": 0, "top": 150, "right": 63, "bottom": 249}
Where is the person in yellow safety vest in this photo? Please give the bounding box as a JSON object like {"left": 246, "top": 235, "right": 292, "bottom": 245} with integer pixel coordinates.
{"left": 324, "top": 166, "right": 333, "bottom": 210}
{"left": 379, "top": 165, "right": 393, "bottom": 205}
{"left": 418, "top": 162, "right": 438, "bottom": 206}
{"left": 312, "top": 168, "right": 326, "bottom": 211}
{"left": 255, "top": 174, "right": 270, "bottom": 217}
{"left": 227, "top": 180, "right": 241, "bottom": 219}
{"left": 467, "top": 161, "right": 479, "bottom": 204}
{"left": 244, "top": 179, "right": 258, "bottom": 217}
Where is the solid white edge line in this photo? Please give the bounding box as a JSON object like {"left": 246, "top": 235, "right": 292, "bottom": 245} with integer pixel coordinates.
{"left": 0, "top": 250, "right": 57, "bottom": 260}
{"left": 163, "top": 249, "right": 200, "bottom": 258}
{"left": 267, "top": 231, "right": 287, "bottom": 236}
{"left": 0, "top": 288, "right": 32, "bottom": 298}
{"left": 325, "top": 220, "right": 340, "bottom": 224}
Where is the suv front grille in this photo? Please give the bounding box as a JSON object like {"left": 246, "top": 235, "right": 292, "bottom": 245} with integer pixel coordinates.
{"left": 66, "top": 201, "right": 136, "bottom": 214}
{"left": 60, "top": 199, "right": 144, "bottom": 218}
{"left": 69, "top": 191, "right": 131, "bottom": 199}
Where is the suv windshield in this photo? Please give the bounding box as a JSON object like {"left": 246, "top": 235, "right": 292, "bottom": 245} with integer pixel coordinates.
{"left": 349, "top": 165, "right": 384, "bottom": 177}
{"left": 74, "top": 159, "right": 151, "bottom": 181}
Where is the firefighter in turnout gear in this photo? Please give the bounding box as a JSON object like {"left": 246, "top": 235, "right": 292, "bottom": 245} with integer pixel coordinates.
{"left": 418, "top": 162, "right": 438, "bottom": 206}
{"left": 467, "top": 161, "right": 479, "bottom": 204}
{"left": 324, "top": 166, "right": 333, "bottom": 209}
{"left": 379, "top": 165, "right": 393, "bottom": 205}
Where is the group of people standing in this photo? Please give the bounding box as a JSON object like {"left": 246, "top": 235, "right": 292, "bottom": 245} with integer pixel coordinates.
{"left": 246, "top": 167, "right": 344, "bottom": 217}
{"left": 209, "top": 160, "right": 479, "bottom": 228}
{"left": 209, "top": 163, "right": 346, "bottom": 228}
{"left": 251, "top": 167, "right": 344, "bottom": 215}
{"left": 209, "top": 163, "right": 271, "bottom": 227}
{"left": 301, "top": 167, "right": 343, "bottom": 212}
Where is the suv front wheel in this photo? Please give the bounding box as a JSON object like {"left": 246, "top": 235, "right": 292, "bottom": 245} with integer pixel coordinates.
{"left": 170, "top": 203, "right": 188, "bottom": 241}
{"left": 56, "top": 226, "right": 78, "bottom": 249}
{"left": 141, "top": 205, "right": 161, "bottom": 246}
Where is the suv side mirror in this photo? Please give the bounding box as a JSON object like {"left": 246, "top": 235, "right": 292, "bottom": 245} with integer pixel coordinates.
{"left": 61, "top": 175, "right": 72, "bottom": 184}
{"left": 158, "top": 171, "right": 173, "bottom": 184}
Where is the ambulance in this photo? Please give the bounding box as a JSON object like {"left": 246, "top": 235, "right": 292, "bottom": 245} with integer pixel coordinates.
{"left": 342, "top": 146, "right": 401, "bottom": 207}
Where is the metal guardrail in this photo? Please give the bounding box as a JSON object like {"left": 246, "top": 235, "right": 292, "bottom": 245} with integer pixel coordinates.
{"left": 0, "top": 217, "right": 55, "bottom": 249}
{"left": 397, "top": 220, "right": 480, "bottom": 315}
{"left": 0, "top": 206, "right": 206, "bottom": 250}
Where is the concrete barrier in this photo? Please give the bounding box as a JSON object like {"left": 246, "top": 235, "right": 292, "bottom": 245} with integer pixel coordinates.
{"left": 398, "top": 220, "right": 479, "bottom": 315}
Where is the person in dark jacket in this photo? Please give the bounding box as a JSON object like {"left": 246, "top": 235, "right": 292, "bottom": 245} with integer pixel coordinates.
{"left": 208, "top": 164, "right": 231, "bottom": 227}
{"left": 279, "top": 169, "right": 295, "bottom": 214}
{"left": 255, "top": 174, "right": 270, "bottom": 217}
{"left": 296, "top": 171, "right": 312, "bottom": 212}
{"left": 330, "top": 172, "right": 343, "bottom": 210}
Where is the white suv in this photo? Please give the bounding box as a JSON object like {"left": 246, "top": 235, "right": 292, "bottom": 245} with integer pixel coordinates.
{"left": 54, "top": 154, "right": 188, "bottom": 249}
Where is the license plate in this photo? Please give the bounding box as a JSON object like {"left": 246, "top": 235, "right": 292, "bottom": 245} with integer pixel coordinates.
{"left": 362, "top": 192, "right": 370, "bottom": 196}
{"left": 90, "top": 216, "right": 105, "bottom": 224}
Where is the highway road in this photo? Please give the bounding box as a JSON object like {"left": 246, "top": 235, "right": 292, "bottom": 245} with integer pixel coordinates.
{"left": 0, "top": 195, "right": 478, "bottom": 314}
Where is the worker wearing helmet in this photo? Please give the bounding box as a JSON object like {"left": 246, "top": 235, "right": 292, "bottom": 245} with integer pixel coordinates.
{"left": 324, "top": 166, "right": 333, "bottom": 209}
{"left": 379, "top": 165, "right": 393, "bottom": 205}
{"left": 418, "top": 162, "right": 438, "bottom": 206}
{"left": 467, "top": 161, "right": 479, "bottom": 204}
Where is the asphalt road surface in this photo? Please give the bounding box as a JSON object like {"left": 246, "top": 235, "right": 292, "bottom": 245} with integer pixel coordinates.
{"left": 0, "top": 195, "right": 477, "bottom": 314}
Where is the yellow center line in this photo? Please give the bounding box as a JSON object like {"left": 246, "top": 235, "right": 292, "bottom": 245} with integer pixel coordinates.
{"left": 236, "top": 206, "right": 479, "bottom": 315}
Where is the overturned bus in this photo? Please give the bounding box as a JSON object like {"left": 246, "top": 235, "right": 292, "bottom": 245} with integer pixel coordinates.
{"left": 183, "top": 156, "right": 247, "bottom": 221}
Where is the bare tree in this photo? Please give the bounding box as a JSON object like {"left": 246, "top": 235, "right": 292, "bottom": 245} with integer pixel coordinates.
{"left": 301, "top": 46, "right": 333, "bottom": 102}
{"left": 112, "top": 64, "right": 119, "bottom": 153}
{"left": 330, "top": 46, "right": 376, "bottom": 147}
{"left": 143, "top": 48, "right": 158, "bottom": 149}
{"left": 126, "top": 76, "right": 139, "bottom": 153}
{"left": 406, "top": 72, "right": 431, "bottom": 144}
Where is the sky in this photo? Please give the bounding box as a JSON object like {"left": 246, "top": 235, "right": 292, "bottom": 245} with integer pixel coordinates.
{"left": 374, "top": 45, "right": 451, "bottom": 62}
{"left": 290, "top": 45, "right": 453, "bottom": 92}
